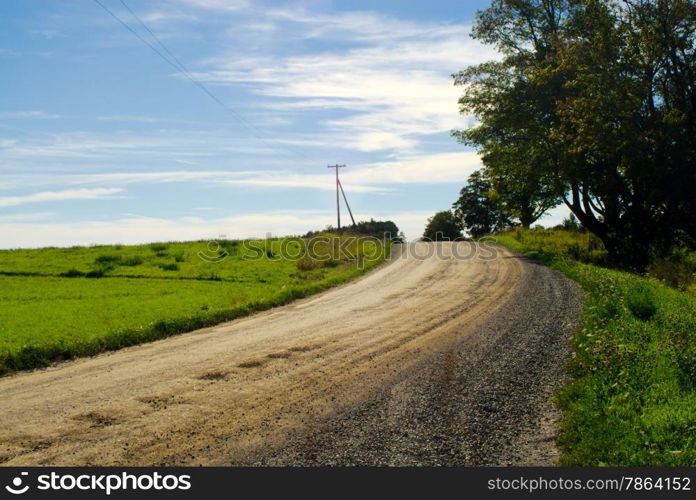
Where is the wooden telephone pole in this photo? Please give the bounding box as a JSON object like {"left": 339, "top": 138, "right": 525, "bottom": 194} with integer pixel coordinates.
{"left": 327, "top": 164, "right": 355, "bottom": 229}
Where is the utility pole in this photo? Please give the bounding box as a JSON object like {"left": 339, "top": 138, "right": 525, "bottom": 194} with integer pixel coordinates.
{"left": 327, "top": 164, "right": 346, "bottom": 229}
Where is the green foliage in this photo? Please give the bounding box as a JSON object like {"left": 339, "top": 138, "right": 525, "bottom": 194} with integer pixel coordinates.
{"left": 121, "top": 255, "right": 143, "bottom": 266}
{"left": 94, "top": 254, "right": 121, "bottom": 265}
{"left": 307, "top": 219, "right": 400, "bottom": 240}
{"left": 646, "top": 250, "right": 696, "bottom": 294}
{"left": 625, "top": 285, "right": 658, "bottom": 321}
{"left": 296, "top": 233, "right": 384, "bottom": 272}
{"left": 502, "top": 227, "right": 607, "bottom": 265}
{"left": 0, "top": 237, "right": 389, "bottom": 375}
{"left": 422, "top": 210, "right": 463, "bottom": 240}
{"left": 498, "top": 230, "right": 696, "bottom": 465}
{"left": 457, "top": 0, "right": 696, "bottom": 269}
{"left": 559, "top": 214, "right": 581, "bottom": 231}
{"left": 452, "top": 169, "right": 512, "bottom": 238}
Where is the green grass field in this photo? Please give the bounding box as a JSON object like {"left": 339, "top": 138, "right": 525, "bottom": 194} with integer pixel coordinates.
{"left": 496, "top": 229, "right": 695, "bottom": 466}
{"left": 0, "top": 235, "right": 388, "bottom": 375}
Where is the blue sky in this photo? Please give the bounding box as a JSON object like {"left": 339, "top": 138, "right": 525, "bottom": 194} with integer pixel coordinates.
{"left": 0, "top": 0, "right": 567, "bottom": 248}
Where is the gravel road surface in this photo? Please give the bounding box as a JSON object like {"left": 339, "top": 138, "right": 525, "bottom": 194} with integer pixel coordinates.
{"left": 0, "top": 242, "right": 582, "bottom": 466}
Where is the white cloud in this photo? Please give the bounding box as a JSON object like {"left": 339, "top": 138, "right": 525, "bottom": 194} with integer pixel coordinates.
{"left": 0, "top": 212, "right": 55, "bottom": 222}
{"left": 190, "top": 15, "right": 497, "bottom": 152}
{"left": 68, "top": 170, "right": 265, "bottom": 185}
{"left": 0, "top": 131, "right": 282, "bottom": 161}
{"left": 219, "top": 151, "right": 481, "bottom": 191}
{"left": 174, "top": 0, "right": 249, "bottom": 12}
{"left": 0, "top": 188, "right": 123, "bottom": 208}
{"left": 140, "top": 10, "right": 198, "bottom": 24}
{"left": 220, "top": 175, "right": 390, "bottom": 193}
{"left": 29, "top": 29, "right": 63, "bottom": 40}
{"left": 0, "top": 110, "right": 59, "bottom": 120}
{"left": 96, "top": 114, "right": 159, "bottom": 123}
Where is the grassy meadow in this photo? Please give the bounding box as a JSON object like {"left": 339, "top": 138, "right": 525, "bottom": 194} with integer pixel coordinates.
{"left": 0, "top": 235, "right": 388, "bottom": 375}
{"left": 496, "top": 228, "right": 695, "bottom": 466}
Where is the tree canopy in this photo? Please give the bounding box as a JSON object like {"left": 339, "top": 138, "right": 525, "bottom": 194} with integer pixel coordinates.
{"left": 455, "top": 0, "right": 696, "bottom": 269}
{"left": 452, "top": 169, "right": 513, "bottom": 237}
{"left": 422, "top": 211, "right": 464, "bottom": 241}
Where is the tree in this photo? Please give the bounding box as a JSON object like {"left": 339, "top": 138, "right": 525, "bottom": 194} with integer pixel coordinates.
{"left": 452, "top": 169, "right": 513, "bottom": 238}
{"left": 423, "top": 211, "right": 463, "bottom": 241}
{"left": 456, "top": 0, "right": 696, "bottom": 269}
{"left": 453, "top": 61, "right": 562, "bottom": 228}
{"left": 307, "top": 219, "right": 400, "bottom": 240}
{"left": 551, "top": 0, "right": 696, "bottom": 267}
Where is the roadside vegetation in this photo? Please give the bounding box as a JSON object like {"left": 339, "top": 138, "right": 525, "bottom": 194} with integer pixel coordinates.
{"left": 439, "top": 1, "right": 694, "bottom": 465}
{"left": 497, "top": 228, "right": 695, "bottom": 466}
{"left": 0, "top": 234, "right": 389, "bottom": 375}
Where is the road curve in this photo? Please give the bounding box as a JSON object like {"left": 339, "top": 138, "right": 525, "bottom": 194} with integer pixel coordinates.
{"left": 0, "top": 242, "right": 582, "bottom": 466}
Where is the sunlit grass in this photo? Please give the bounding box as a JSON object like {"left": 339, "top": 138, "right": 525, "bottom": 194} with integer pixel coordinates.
{"left": 497, "top": 230, "right": 695, "bottom": 466}
{"left": 0, "top": 235, "right": 388, "bottom": 375}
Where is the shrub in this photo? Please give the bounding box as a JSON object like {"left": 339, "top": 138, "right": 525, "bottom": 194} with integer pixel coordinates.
{"left": 173, "top": 251, "right": 185, "bottom": 262}
{"left": 120, "top": 256, "right": 143, "bottom": 266}
{"left": 647, "top": 249, "right": 696, "bottom": 291}
{"left": 297, "top": 255, "right": 321, "bottom": 271}
{"left": 94, "top": 254, "right": 121, "bottom": 265}
{"left": 158, "top": 263, "right": 179, "bottom": 271}
{"left": 626, "top": 285, "right": 657, "bottom": 321}
{"left": 150, "top": 243, "right": 168, "bottom": 252}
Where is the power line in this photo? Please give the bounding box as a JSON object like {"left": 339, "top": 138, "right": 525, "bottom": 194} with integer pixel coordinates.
{"left": 93, "top": 0, "right": 308, "bottom": 161}
{"left": 117, "top": 0, "right": 188, "bottom": 74}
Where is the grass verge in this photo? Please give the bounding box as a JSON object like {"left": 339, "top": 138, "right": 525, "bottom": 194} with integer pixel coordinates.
{"left": 496, "top": 229, "right": 695, "bottom": 466}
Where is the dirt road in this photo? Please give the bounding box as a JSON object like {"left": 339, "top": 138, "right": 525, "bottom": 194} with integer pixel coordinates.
{"left": 0, "top": 242, "right": 581, "bottom": 466}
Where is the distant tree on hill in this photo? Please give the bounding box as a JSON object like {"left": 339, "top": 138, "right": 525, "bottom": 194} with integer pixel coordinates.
{"left": 452, "top": 169, "right": 513, "bottom": 238}
{"left": 306, "top": 219, "right": 400, "bottom": 240}
{"left": 422, "top": 211, "right": 463, "bottom": 241}
{"left": 558, "top": 213, "right": 582, "bottom": 231}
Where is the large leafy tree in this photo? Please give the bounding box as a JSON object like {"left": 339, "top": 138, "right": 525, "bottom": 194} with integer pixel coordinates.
{"left": 452, "top": 169, "right": 513, "bottom": 237}
{"left": 456, "top": 0, "right": 696, "bottom": 269}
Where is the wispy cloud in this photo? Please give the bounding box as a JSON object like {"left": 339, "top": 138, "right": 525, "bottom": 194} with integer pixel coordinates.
{"left": 96, "top": 114, "right": 159, "bottom": 123}
{"left": 220, "top": 152, "right": 481, "bottom": 191}
{"left": 0, "top": 131, "right": 280, "bottom": 160}
{"left": 188, "top": 12, "right": 496, "bottom": 152}
{"left": 0, "top": 188, "right": 123, "bottom": 208}
{"left": 139, "top": 10, "right": 198, "bottom": 24}
{"left": 29, "top": 29, "right": 64, "bottom": 40}
{"left": 0, "top": 212, "right": 55, "bottom": 222}
{"left": 0, "top": 110, "right": 59, "bottom": 120}
{"left": 174, "top": 0, "right": 250, "bottom": 12}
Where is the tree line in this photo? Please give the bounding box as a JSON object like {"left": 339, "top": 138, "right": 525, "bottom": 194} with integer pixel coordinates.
{"left": 428, "top": 0, "right": 695, "bottom": 270}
